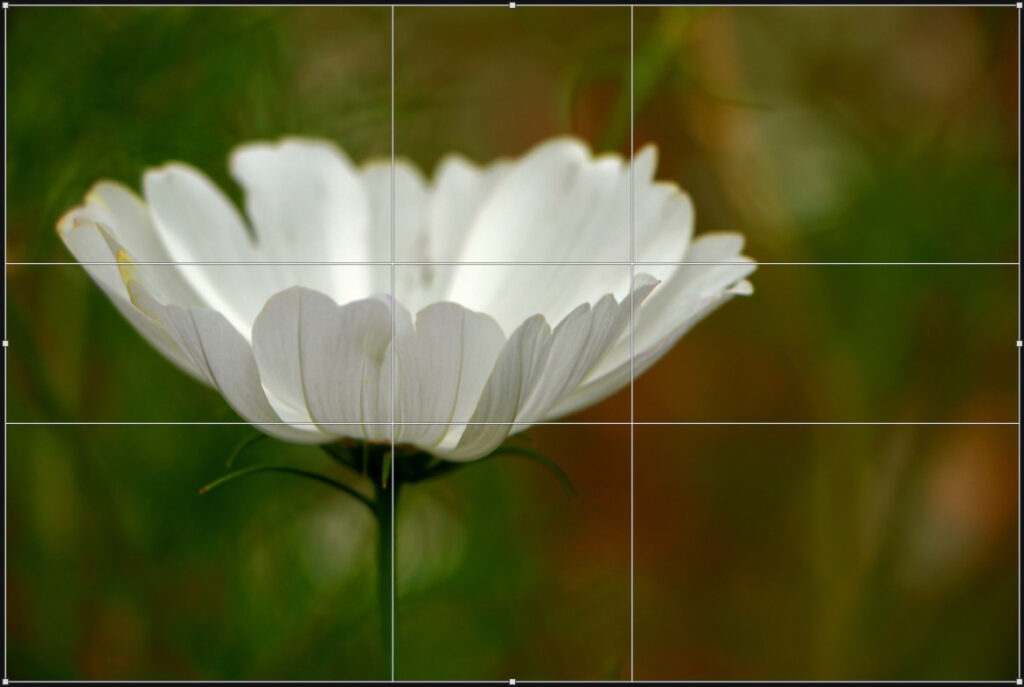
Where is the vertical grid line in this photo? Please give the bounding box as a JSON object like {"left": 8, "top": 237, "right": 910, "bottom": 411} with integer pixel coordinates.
{"left": 2, "top": 4, "right": 8, "bottom": 681}
{"left": 389, "top": 5, "right": 397, "bottom": 682}
{"left": 628, "top": 4, "right": 636, "bottom": 683}
{"left": 1017, "top": 5, "right": 1022, "bottom": 681}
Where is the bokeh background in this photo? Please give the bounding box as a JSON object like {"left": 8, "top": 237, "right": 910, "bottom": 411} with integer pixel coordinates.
{"left": 5, "top": 6, "right": 1018, "bottom": 680}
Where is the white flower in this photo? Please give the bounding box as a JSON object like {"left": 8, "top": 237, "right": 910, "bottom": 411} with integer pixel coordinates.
{"left": 58, "top": 137, "right": 754, "bottom": 460}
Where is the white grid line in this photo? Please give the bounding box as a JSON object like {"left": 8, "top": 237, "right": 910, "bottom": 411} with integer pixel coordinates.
{"left": 5, "top": 681, "right": 1019, "bottom": 686}
{"left": 3, "top": 2, "right": 8, "bottom": 679}
{"left": 628, "top": 5, "right": 635, "bottom": 682}
{"left": 7, "top": 261, "right": 1019, "bottom": 266}
{"left": 5, "top": 3, "right": 1022, "bottom": 7}
{"left": 1016, "top": 4, "right": 1022, "bottom": 680}
{"left": 6, "top": 421, "right": 1018, "bottom": 427}
{"left": 389, "top": 5, "right": 397, "bottom": 682}
{"left": 1, "top": 681, "right": 1017, "bottom": 686}
{"left": 0, "top": 682, "right": 1019, "bottom": 686}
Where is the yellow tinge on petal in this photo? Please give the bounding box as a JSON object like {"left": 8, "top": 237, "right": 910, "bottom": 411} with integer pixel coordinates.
{"left": 111, "top": 242, "right": 161, "bottom": 322}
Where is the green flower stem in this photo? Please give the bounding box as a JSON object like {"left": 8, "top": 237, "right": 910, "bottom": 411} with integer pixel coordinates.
{"left": 208, "top": 436, "right": 570, "bottom": 675}
{"left": 372, "top": 458, "right": 396, "bottom": 670}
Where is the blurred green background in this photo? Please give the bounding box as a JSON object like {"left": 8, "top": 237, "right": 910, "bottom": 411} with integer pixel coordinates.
{"left": 5, "top": 5, "right": 1018, "bottom": 680}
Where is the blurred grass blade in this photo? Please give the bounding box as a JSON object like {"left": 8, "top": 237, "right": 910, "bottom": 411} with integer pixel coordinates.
{"left": 199, "top": 465, "right": 373, "bottom": 510}
{"left": 488, "top": 446, "right": 576, "bottom": 497}
{"left": 225, "top": 432, "right": 268, "bottom": 469}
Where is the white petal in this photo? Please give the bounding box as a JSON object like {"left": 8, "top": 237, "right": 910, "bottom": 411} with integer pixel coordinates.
{"left": 387, "top": 160, "right": 441, "bottom": 312}
{"left": 391, "top": 159, "right": 430, "bottom": 260}
{"left": 230, "top": 138, "right": 368, "bottom": 259}
{"left": 143, "top": 162, "right": 262, "bottom": 262}
{"left": 251, "top": 287, "right": 393, "bottom": 442}
{"left": 362, "top": 156, "right": 431, "bottom": 279}
{"left": 549, "top": 236, "right": 755, "bottom": 418}
{"left": 57, "top": 216, "right": 204, "bottom": 380}
{"left": 126, "top": 279, "right": 323, "bottom": 444}
{"left": 143, "top": 163, "right": 281, "bottom": 332}
{"left": 358, "top": 162, "right": 417, "bottom": 300}
{"left": 443, "top": 264, "right": 632, "bottom": 335}
{"left": 57, "top": 212, "right": 130, "bottom": 296}
{"left": 632, "top": 259, "right": 755, "bottom": 374}
{"left": 83, "top": 181, "right": 175, "bottom": 262}
{"left": 437, "top": 276, "right": 658, "bottom": 457}
{"left": 682, "top": 232, "right": 747, "bottom": 263}
{"left": 523, "top": 274, "right": 658, "bottom": 424}
{"left": 63, "top": 185, "right": 206, "bottom": 310}
{"left": 359, "top": 162, "right": 395, "bottom": 267}
{"left": 437, "top": 315, "right": 553, "bottom": 461}
{"left": 230, "top": 138, "right": 383, "bottom": 304}
{"left": 633, "top": 145, "right": 694, "bottom": 264}
{"left": 426, "top": 154, "right": 510, "bottom": 262}
{"left": 455, "top": 138, "right": 629, "bottom": 262}
{"left": 394, "top": 302, "right": 505, "bottom": 448}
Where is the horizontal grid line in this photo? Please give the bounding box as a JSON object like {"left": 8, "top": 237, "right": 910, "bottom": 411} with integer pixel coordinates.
{"left": 2, "top": 680, "right": 1017, "bottom": 685}
{"left": 6, "top": 261, "right": 1020, "bottom": 267}
{"left": 2, "top": 678, "right": 1021, "bottom": 685}
{"left": 10, "top": 3, "right": 1022, "bottom": 7}
{"left": 5, "top": 421, "right": 1019, "bottom": 427}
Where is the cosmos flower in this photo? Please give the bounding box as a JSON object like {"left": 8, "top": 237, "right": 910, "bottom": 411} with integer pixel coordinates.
{"left": 58, "top": 137, "right": 754, "bottom": 460}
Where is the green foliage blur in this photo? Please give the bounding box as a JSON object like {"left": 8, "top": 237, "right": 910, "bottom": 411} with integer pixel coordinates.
{"left": 5, "top": 6, "right": 1018, "bottom": 680}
